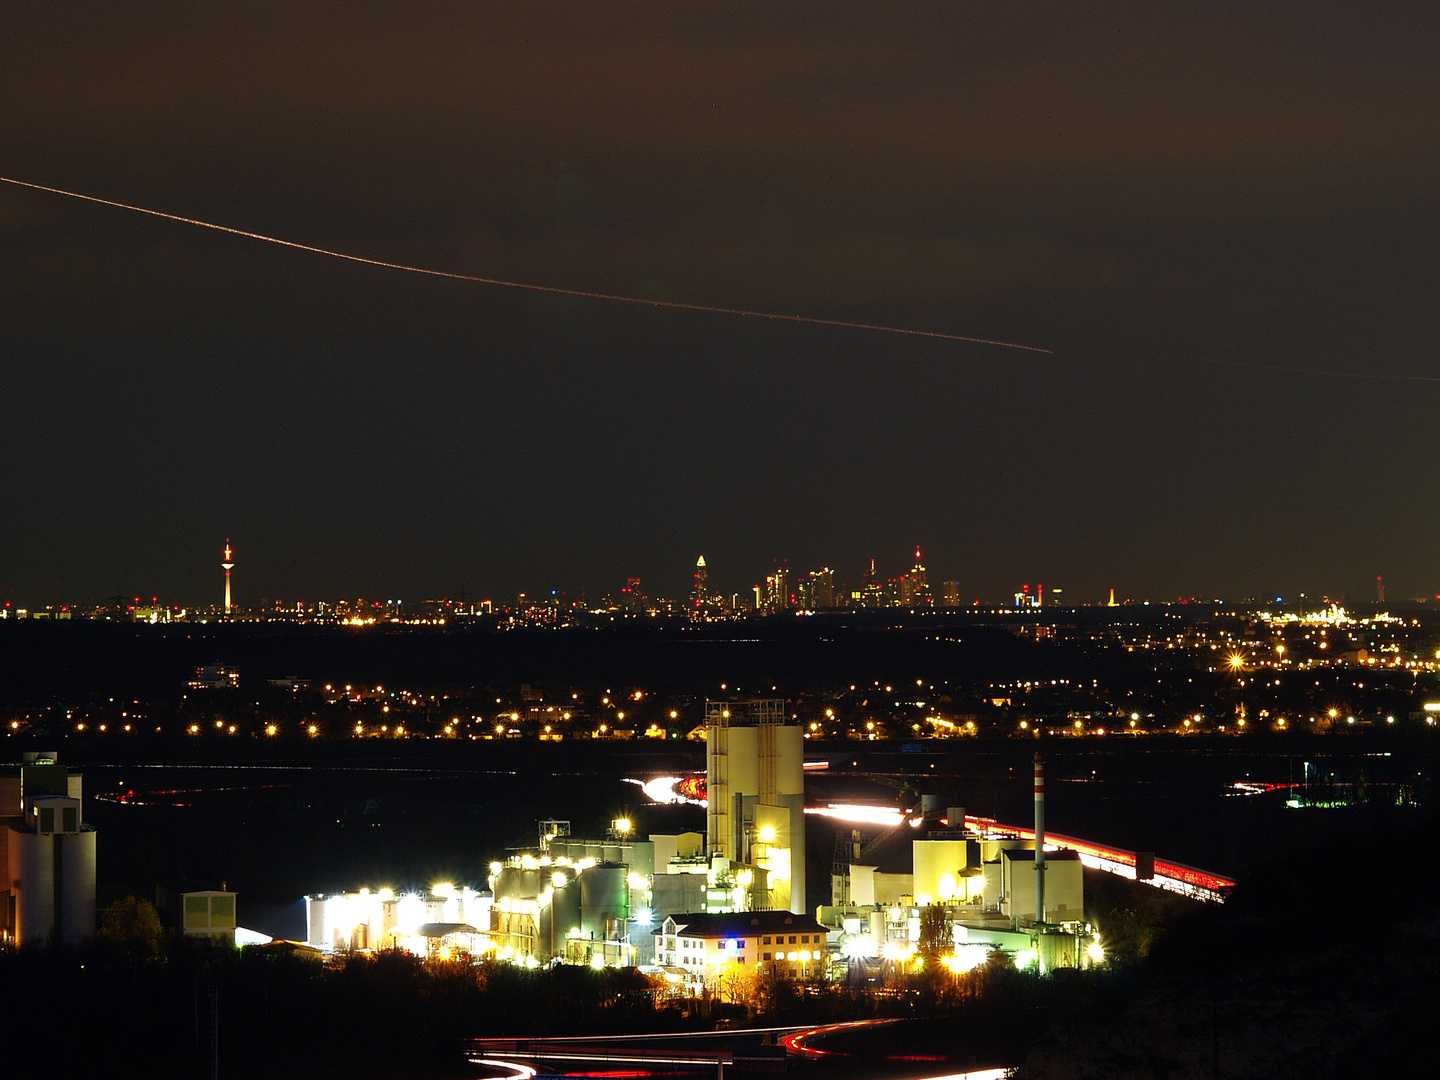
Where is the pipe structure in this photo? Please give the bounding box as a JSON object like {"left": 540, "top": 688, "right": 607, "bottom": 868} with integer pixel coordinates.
{"left": 1034, "top": 752, "right": 1046, "bottom": 926}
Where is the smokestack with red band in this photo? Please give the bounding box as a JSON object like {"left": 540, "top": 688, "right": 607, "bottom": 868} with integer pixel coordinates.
{"left": 1034, "top": 752, "right": 1046, "bottom": 925}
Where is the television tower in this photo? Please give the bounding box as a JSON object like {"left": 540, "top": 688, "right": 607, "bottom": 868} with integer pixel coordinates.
{"left": 221, "top": 539, "right": 234, "bottom": 614}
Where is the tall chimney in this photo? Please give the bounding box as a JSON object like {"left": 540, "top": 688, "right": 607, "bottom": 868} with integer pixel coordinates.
{"left": 1034, "top": 752, "right": 1046, "bottom": 925}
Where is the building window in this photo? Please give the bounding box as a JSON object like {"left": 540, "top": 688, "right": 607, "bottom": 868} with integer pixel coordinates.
{"left": 788, "top": 935, "right": 796, "bottom": 944}
{"left": 763, "top": 952, "right": 771, "bottom": 960}
{"left": 763, "top": 936, "right": 771, "bottom": 944}
{"left": 800, "top": 935, "right": 809, "bottom": 943}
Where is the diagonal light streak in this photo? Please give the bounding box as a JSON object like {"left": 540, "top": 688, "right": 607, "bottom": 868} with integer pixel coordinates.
{"left": 0, "top": 175, "right": 1052, "bottom": 353}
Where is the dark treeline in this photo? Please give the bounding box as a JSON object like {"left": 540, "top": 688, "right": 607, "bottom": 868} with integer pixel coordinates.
{"left": 0, "top": 942, "right": 665, "bottom": 1080}
{"left": 1018, "top": 812, "right": 1440, "bottom": 1078}
{"left": 0, "top": 618, "right": 1101, "bottom": 702}
{"left": 0, "top": 935, "right": 1120, "bottom": 1080}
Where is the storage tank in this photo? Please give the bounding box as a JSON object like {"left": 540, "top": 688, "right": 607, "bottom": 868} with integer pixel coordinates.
{"left": 306, "top": 895, "right": 326, "bottom": 947}
{"left": 772, "top": 723, "right": 804, "bottom": 795}
{"left": 11, "top": 830, "right": 54, "bottom": 945}
{"left": 580, "top": 865, "right": 628, "bottom": 938}
{"left": 58, "top": 830, "right": 96, "bottom": 943}
{"left": 550, "top": 875, "right": 582, "bottom": 945}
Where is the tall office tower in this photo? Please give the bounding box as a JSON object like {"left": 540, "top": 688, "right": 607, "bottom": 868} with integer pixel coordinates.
{"left": 222, "top": 538, "right": 235, "bottom": 614}
{"left": 1, "top": 752, "right": 96, "bottom": 945}
{"left": 705, "top": 700, "right": 806, "bottom": 914}
{"left": 691, "top": 556, "right": 708, "bottom": 614}
{"left": 769, "top": 561, "right": 791, "bottom": 611}
{"left": 620, "top": 578, "right": 645, "bottom": 613}
{"left": 941, "top": 580, "right": 962, "bottom": 607}
{"left": 900, "top": 547, "right": 931, "bottom": 608}
{"left": 798, "top": 567, "right": 835, "bottom": 610}
{"left": 861, "top": 558, "right": 883, "bottom": 607}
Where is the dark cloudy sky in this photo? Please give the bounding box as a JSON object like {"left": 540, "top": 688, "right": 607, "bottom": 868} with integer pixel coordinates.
{"left": 1, "top": 3, "right": 1436, "bottom": 606}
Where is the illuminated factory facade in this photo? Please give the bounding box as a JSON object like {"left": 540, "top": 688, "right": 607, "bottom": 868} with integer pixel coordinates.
{"left": 304, "top": 700, "right": 811, "bottom": 971}
{"left": 306, "top": 884, "right": 490, "bottom": 958}
{"left": 304, "top": 823, "right": 733, "bottom": 968}
{"left": 705, "top": 699, "right": 806, "bottom": 914}
{"left": 822, "top": 794, "right": 1096, "bottom": 974}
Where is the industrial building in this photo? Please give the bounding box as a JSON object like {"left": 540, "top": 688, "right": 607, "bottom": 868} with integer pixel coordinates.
{"left": 655, "top": 909, "right": 831, "bottom": 988}
{"left": 305, "top": 884, "right": 490, "bottom": 957}
{"left": 0, "top": 752, "right": 97, "bottom": 946}
{"left": 823, "top": 758, "right": 1099, "bottom": 973}
{"left": 705, "top": 699, "right": 806, "bottom": 914}
{"left": 157, "top": 882, "right": 238, "bottom": 947}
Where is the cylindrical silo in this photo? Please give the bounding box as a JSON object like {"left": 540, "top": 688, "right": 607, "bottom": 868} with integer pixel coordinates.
{"left": 773, "top": 724, "right": 804, "bottom": 795}
{"left": 580, "top": 865, "right": 628, "bottom": 938}
{"left": 550, "top": 876, "right": 582, "bottom": 950}
{"left": 58, "top": 830, "right": 96, "bottom": 943}
{"left": 11, "top": 830, "right": 54, "bottom": 945}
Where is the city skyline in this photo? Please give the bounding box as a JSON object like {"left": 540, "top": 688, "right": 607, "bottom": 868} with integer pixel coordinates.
{"left": 0, "top": 536, "right": 1426, "bottom": 615}
{"left": 1, "top": 6, "right": 1435, "bottom": 613}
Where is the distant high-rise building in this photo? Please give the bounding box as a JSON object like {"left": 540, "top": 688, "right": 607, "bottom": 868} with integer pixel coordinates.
{"left": 941, "top": 580, "right": 962, "bottom": 607}
{"left": 861, "top": 558, "right": 883, "bottom": 608}
{"left": 767, "top": 561, "right": 791, "bottom": 612}
{"left": 691, "top": 556, "right": 708, "bottom": 615}
{"left": 900, "top": 548, "right": 931, "bottom": 608}
{"left": 798, "top": 567, "right": 835, "bottom": 609}
{"left": 620, "top": 578, "right": 645, "bottom": 613}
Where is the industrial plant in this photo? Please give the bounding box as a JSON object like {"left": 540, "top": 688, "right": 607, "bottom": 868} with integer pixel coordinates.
{"left": 303, "top": 705, "right": 1123, "bottom": 984}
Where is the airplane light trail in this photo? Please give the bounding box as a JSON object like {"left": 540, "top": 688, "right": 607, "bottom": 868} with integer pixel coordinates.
{"left": 0, "top": 176, "right": 1052, "bottom": 354}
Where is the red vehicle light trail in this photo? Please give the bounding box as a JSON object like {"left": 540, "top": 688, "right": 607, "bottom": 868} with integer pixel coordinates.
{"left": 963, "top": 816, "right": 1235, "bottom": 900}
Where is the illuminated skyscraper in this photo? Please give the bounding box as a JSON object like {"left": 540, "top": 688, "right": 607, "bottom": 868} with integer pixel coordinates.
{"left": 798, "top": 567, "right": 834, "bottom": 609}
{"left": 861, "top": 558, "right": 883, "bottom": 608}
{"left": 900, "top": 547, "right": 931, "bottom": 608}
{"left": 767, "top": 561, "right": 791, "bottom": 612}
{"left": 620, "top": 577, "right": 645, "bottom": 613}
{"left": 691, "top": 556, "right": 708, "bottom": 615}
{"left": 221, "top": 539, "right": 234, "bottom": 614}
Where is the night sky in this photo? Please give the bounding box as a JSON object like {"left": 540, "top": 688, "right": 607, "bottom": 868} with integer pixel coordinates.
{"left": 2, "top": 3, "right": 1436, "bottom": 607}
